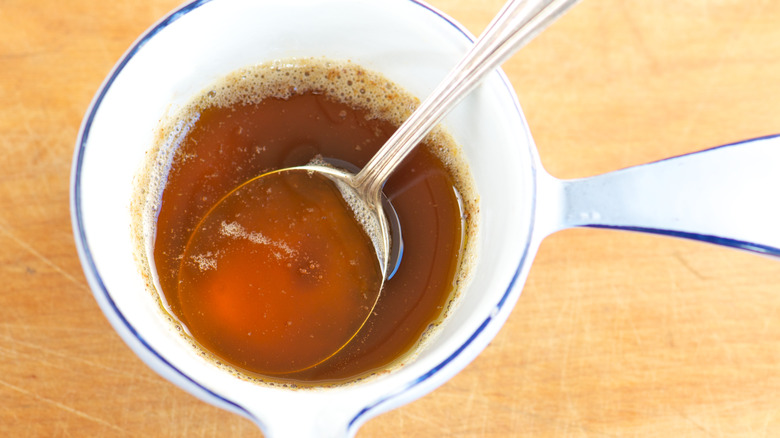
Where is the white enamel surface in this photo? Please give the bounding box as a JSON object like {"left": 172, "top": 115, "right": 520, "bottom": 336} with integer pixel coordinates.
{"left": 72, "top": 0, "right": 539, "bottom": 436}
{"left": 537, "top": 135, "right": 780, "bottom": 257}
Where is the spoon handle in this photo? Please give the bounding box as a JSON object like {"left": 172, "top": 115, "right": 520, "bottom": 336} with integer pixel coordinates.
{"left": 353, "top": 0, "right": 582, "bottom": 197}
{"left": 538, "top": 135, "right": 780, "bottom": 258}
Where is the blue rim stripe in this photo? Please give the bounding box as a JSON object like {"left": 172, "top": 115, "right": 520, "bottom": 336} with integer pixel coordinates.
{"left": 637, "top": 133, "right": 780, "bottom": 167}
{"left": 583, "top": 133, "right": 780, "bottom": 260}
{"left": 347, "top": 0, "right": 537, "bottom": 430}
{"left": 71, "top": 0, "right": 535, "bottom": 433}
{"left": 587, "top": 225, "right": 780, "bottom": 258}
{"left": 71, "top": 0, "right": 255, "bottom": 424}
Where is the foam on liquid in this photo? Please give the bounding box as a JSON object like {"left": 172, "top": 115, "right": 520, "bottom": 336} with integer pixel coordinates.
{"left": 132, "top": 57, "right": 479, "bottom": 386}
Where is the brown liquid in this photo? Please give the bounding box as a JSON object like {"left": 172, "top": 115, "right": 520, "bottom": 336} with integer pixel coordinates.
{"left": 178, "top": 170, "right": 383, "bottom": 375}
{"left": 150, "top": 60, "right": 472, "bottom": 384}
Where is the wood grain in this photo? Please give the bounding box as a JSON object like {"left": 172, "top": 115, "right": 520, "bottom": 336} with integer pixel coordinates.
{"left": 1, "top": 0, "right": 778, "bottom": 436}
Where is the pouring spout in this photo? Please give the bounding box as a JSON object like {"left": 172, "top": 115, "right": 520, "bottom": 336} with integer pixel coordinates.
{"left": 239, "top": 389, "right": 362, "bottom": 438}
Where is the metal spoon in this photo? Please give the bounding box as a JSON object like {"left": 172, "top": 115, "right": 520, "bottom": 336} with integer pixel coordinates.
{"left": 187, "top": 0, "right": 581, "bottom": 373}
{"left": 298, "top": 0, "right": 582, "bottom": 279}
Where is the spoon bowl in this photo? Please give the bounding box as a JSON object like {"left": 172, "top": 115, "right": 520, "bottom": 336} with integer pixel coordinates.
{"left": 177, "top": 165, "right": 387, "bottom": 375}
{"left": 179, "top": 0, "right": 582, "bottom": 368}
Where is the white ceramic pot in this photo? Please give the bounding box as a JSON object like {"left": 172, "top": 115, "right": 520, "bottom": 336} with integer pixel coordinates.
{"left": 71, "top": 0, "right": 780, "bottom": 436}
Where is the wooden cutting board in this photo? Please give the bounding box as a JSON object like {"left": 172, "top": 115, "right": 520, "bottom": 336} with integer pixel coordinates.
{"left": 1, "top": 0, "right": 778, "bottom": 436}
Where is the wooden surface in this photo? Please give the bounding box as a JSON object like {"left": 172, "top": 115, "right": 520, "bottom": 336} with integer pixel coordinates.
{"left": 2, "top": 0, "right": 779, "bottom": 436}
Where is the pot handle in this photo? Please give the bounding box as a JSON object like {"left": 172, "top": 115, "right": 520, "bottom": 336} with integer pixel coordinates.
{"left": 536, "top": 134, "right": 780, "bottom": 257}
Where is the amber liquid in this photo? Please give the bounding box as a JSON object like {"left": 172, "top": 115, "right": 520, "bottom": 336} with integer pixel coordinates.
{"left": 155, "top": 92, "right": 465, "bottom": 383}
{"left": 178, "top": 170, "right": 383, "bottom": 375}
